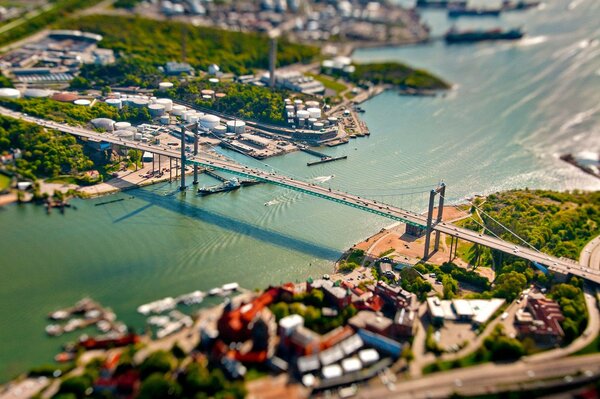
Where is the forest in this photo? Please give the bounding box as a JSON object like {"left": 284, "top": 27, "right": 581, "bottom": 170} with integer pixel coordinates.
{"left": 0, "top": 115, "right": 93, "bottom": 180}
{"left": 348, "top": 62, "right": 450, "bottom": 90}
{"left": 58, "top": 15, "right": 320, "bottom": 76}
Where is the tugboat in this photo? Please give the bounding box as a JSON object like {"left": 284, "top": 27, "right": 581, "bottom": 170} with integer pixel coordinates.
{"left": 444, "top": 26, "right": 524, "bottom": 43}
{"left": 198, "top": 178, "right": 241, "bottom": 196}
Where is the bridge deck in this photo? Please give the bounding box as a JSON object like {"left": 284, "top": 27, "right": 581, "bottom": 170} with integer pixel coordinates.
{"left": 3, "top": 106, "right": 598, "bottom": 285}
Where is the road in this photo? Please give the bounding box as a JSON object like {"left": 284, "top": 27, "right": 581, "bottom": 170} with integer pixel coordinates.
{"left": 580, "top": 235, "right": 600, "bottom": 270}
{"left": 2, "top": 106, "right": 599, "bottom": 285}
{"left": 355, "top": 354, "right": 600, "bottom": 399}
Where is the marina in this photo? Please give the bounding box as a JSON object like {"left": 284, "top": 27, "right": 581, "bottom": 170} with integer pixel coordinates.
{"left": 45, "top": 298, "right": 124, "bottom": 338}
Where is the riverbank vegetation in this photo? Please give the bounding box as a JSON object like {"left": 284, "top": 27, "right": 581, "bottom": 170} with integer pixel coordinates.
{"left": 165, "top": 79, "right": 300, "bottom": 125}
{"left": 0, "top": 115, "right": 93, "bottom": 180}
{"left": 0, "top": 98, "right": 152, "bottom": 126}
{"left": 58, "top": 15, "right": 319, "bottom": 76}
{"left": 0, "top": 0, "right": 103, "bottom": 47}
{"left": 348, "top": 62, "right": 450, "bottom": 91}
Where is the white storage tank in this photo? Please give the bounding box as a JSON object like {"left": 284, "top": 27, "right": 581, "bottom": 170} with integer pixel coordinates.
{"left": 284, "top": 98, "right": 292, "bottom": 105}
{"left": 202, "top": 95, "right": 212, "bottom": 101}
{"left": 155, "top": 98, "right": 173, "bottom": 112}
{"left": 305, "top": 100, "right": 320, "bottom": 108}
{"left": 199, "top": 114, "right": 220, "bottom": 130}
{"left": 105, "top": 98, "right": 122, "bottom": 109}
{"left": 307, "top": 107, "right": 321, "bottom": 119}
{"left": 114, "top": 121, "right": 132, "bottom": 130}
{"left": 213, "top": 125, "right": 227, "bottom": 135}
{"left": 160, "top": 115, "right": 170, "bottom": 125}
{"left": 294, "top": 99, "right": 303, "bottom": 108}
{"left": 130, "top": 98, "right": 149, "bottom": 108}
{"left": 171, "top": 105, "right": 186, "bottom": 116}
{"left": 208, "top": 78, "right": 219, "bottom": 84}
{"left": 201, "top": 89, "right": 215, "bottom": 97}
{"left": 313, "top": 122, "right": 324, "bottom": 130}
{"left": 134, "top": 133, "right": 143, "bottom": 141}
{"left": 24, "top": 88, "right": 51, "bottom": 98}
{"left": 296, "top": 110, "right": 310, "bottom": 119}
{"left": 308, "top": 117, "right": 317, "bottom": 127}
{"left": 74, "top": 99, "right": 91, "bottom": 106}
{"left": 285, "top": 105, "right": 295, "bottom": 113}
{"left": 114, "top": 129, "right": 134, "bottom": 140}
{"left": 328, "top": 116, "right": 338, "bottom": 125}
{"left": 90, "top": 118, "right": 115, "bottom": 132}
{"left": 189, "top": 114, "right": 199, "bottom": 124}
{"left": 297, "top": 118, "right": 306, "bottom": 127}
{"left": 148, "top": 103, "right": 165, "bottom": 117}
{"left": 159, "top": 81, "right": 174, "bottom": 90}
{"left": 0, "top": 88, "right": 21, "bottom": 99}
{"left": 227, "top": 120, "right": 246, "bottom": 134}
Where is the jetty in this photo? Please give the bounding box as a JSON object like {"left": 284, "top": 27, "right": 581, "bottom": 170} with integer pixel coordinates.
{"left": 45, "top": 298, "right": 123, "bottom": 337}
{"left": 299, "top": 146, "right": 348, "bottom": 166}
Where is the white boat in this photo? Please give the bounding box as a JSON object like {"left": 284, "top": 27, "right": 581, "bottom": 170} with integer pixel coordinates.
{"left": 45, "top": 324, "right": 62, "bottom": 336}
{"left": 97, "top": 320, "right": 111, "bottom": 333}
{"left": 221, "top": 282, "right": 239, "bottom": 292}
{"left": 137, "top": 297, "right": 176, "bottom": 315}
{"left": 148, "top": 315, "right": 170, "bottom": 327}
{"left": 176, "top": 290, "right": 205, "bottom": 305}
{"left": 50, "top": 310, "right": 69, "bottom": 320}
{"left": 156, "top": 321, "right": 183, "bottom": 339}
{"left": 208, "top": 287, "right": 223, "bottom": 296}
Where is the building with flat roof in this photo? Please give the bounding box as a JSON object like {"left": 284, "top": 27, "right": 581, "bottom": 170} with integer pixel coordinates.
{"left": 427, "top": 297, "right": 505, "bottom": 326}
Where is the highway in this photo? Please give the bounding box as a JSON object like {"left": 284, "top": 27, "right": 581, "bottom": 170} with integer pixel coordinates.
{"left": 352, "top": 354, "right": 600, "bottom": 399}
{"left": 580, "top": 235, "right": 600, "bottom": 270}
{"left": 3, "top": 106, "right": 599, "bottom": 285}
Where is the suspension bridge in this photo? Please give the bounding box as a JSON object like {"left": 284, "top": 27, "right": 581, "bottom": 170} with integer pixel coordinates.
{"left": 4, "top": 106, "right": 599, "bottom": 285}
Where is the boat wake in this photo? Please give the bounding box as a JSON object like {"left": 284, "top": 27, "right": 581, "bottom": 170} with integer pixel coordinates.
{"left": 313, "top": 175, "right": 335, "bottom": 183}
{"left": 518, "top": 36, "right": 548, "bottom": 47}
{"left": 264, "top": 199, "right": 279, "bottom": 206}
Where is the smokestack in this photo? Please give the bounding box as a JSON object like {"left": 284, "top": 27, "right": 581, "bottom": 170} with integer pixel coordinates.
{"left": 269, "top": 36, "right": 277, "bottom": 88}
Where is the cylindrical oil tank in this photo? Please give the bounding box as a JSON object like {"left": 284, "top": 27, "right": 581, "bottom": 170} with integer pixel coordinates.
{"left": 208, "top": 78, "right": 219, "bottom": 84}
{"left": 130, "top": 98, "right": 149, "bottom": 108}
{"left": 105, "top": 98, "right": 122, "bottom": 109}
{"left": 91, "top": 118, "right": 115, "bottom": 132}
{"left": 296, "top": 110, "right": 310, "bottom": 119}
{"left": 24, "top": 88, "right": 51, "bottom": 98}
{"left": 202, "top": 95, "right": 212, "bottom": 101}
{"left": 213, "top": 125, "right": 227, "bottom": 135}
{"left": 155, "top": 98, "right": 173, "bottom": 111}
{"left": 114, "top": 129, "right": 134, "bottom": 140}
{"left": 313, "top": 122, "right": 324, "bottom": 130}
{"left": 307, "top": 117, "right": 317, "bottom": 128}
{"left": 148, "top": 103, "right": 165, "bottom": 117}
{"left": 297, "top": 118, "right": 306, "bottom": 127}
{"left": 160, "top": 115, "right": 170, "bottom": 125}
{"left": 159, "top": 82, "right": 174, "bottom": 90}
{"left": 201, "top": 89, "right": 215, "bottom": 97}
{"left": 171, "top": 105, "right": 186, "bottom": 116}
{"left": 199, "top": 114, "right": 220, "bottom": 130}
{"left": 226, "top": 120, "right": 246, "bottom": 134}
{"left": 134, "top": 133, "right": 143, "bottom": 140}
{"left": 307, "top": 107, "right": 321, "bottom": 119}
{"left": 0, "top": 88, "right": 21, "bottom": 99}
{"left": 114, "top": 121, "right": 132, "bottom": 130}
{"left": 74, "top": 99, "right": 91, "bottom": 106}
{"left": 189, "top": 114, "right": 199, "bottom": 124}
{"left": 328, "top": 116, "right": 338, "bottom": 125}
{"left": 305, "top": 100, "right": 320, "bottom": 108}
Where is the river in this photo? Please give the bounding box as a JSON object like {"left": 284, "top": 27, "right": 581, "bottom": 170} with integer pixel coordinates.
{"left": 1, "top": 0, "right": 599, "bottom": 383}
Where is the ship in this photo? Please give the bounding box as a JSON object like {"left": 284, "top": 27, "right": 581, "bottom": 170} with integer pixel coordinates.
{"left": 444, "top": 27, "right": 524, "bottom": 43}
{"left": 416, "top": 0, "right": 467, "bottom": 8}
{"left": 448, "top": 6, "right": 502, "bottom": 17}
{"left": 198, "top": 179, "right": 241, "bottom": 196}
{"left": 502, "top": 0, "right": 541, "bottom": 11}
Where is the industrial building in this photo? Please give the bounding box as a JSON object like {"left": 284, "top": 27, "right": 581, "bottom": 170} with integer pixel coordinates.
{"left": 260, "top": 70, "right": 325, "bottom": 95}
{"left": 427, "top": 297, "right": 505, "bottom": 326}
{"left": 0, "top": 30, "right": 114, "bottom": 86}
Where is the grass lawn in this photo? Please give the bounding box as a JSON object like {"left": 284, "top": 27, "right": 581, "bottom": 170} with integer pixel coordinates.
{"left": 0, "top": 173, "right": 11, "bottom": 191}
{"left": 307, "top": 73, "right": 348, "bottom": 94}
{"left": 45, "top": 175, "right": 78, "bottom": 185}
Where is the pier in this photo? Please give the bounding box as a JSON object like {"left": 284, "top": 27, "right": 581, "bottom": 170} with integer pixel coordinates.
{"left": 299, "top": 146, "right": 348, "bottom": 166}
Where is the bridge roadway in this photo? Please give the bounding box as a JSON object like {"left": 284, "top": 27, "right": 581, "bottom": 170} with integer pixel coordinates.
{"left": 3, "top": 106, "right": 599, "bottom": 285}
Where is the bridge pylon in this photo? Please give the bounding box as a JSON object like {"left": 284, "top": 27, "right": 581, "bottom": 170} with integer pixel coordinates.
{"left": 423, "top": 183, "right": 446, "bottom": 260}
{"left": 193, "top": 130, "right": 199, "bottom": 185}
{"left": 179, "top": 124, "right": 186, "bottom": 191}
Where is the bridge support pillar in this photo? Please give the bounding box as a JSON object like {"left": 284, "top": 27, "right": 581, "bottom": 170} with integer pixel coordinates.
{"left": 179, "top": 125, "right": 186, "bottom": 191}
{"left": 193, "top": 132, "right": 199, "bottom": 185}
{"left": 433, "top": 183, "right": 446, "bottom": 253}
{"left": 169, "top": 158, "right": 172, "bottom": 182}
{"left": 423, "top": 189, "right": 436, "bottom": 260}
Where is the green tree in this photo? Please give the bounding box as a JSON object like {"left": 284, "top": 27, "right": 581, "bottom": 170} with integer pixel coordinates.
{"left": 137, "top": 373, "right": 182, "bottom": 399}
